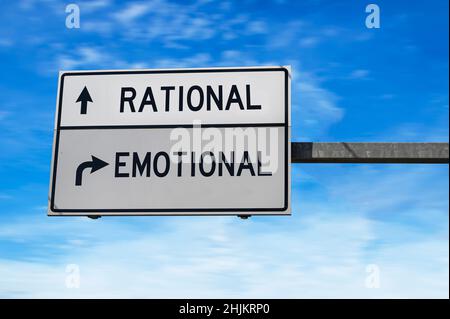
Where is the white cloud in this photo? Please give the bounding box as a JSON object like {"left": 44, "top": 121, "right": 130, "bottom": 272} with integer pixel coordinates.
{"left": 80, "top": 0, "right": 111, "bottom": 13}
{"left": 348, "top": 69, "right": 370, "bottom": 79}
{"left": 293, "top": 70, "right": 344, "bottom": 139}
{"left": 75, "top": 0, "right": 264, "bottom": 46}
{"left": 82, "top": 21, "right": 114, "bottom": 36}
{"left": 299, "top": 36, "right": 320, "bottom": 48}
{"left": 57, "top": 47, "right": 105, "bottom": 70}
{"left": 0, "top": 38, "right": 13, "bottom": 47}
{"left": 0, "top": 197, "right": 447, "bottom": 298}
{"left": 113, "top": 2, "right": 153, "bottom": 24}
{"left": 379, "top": 94, "right": 396, "bottom": 100}
{"left": 269, "top": 20, "right": 305, "bottom": 48}
{"left": 154, "top": 53, "right": 212, "bottom": 68}
{"left": 246, "top": 21, "right": 268, "bottom": 35}
{"left": 0, "top": 193, "right": 13, "bottom": 200}
{"left": 0, "top": 164, "right": 447, "bottom": 298}
{"left": 54, "top": 46, "right": 141, "bottom": 71}
{"left": 218, "top": 50, "right": 259, "bottom": 66}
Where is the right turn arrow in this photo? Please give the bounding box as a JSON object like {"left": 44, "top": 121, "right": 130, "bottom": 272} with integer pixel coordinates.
{"left": 75, "top": 155, "right": 109, "bottom": 186}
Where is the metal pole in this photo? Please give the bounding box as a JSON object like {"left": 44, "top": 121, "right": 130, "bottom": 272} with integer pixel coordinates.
{"left": 292, "top": 142, "right": 449, "bottom": 164}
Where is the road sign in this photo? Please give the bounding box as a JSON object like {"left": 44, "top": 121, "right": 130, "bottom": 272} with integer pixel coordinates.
{"left": 48, "top": 67, "right": 291, "bottom": 216}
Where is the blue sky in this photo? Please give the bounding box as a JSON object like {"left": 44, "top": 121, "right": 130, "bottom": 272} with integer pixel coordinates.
{"left": 0, "top": 0, "right": 448, "bottom": 298}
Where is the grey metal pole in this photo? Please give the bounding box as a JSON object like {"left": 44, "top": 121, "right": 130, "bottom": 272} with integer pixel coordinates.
{"left": 292, "top": 142, "right": 449, "bottom": 164}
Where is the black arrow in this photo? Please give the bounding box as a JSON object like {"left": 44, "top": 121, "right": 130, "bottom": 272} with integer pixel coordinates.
{"left": 75, "top": 155, "right": 109, "bottom": 186}
{"left": 76, "top": 86, "right": 93, "bottom": 114}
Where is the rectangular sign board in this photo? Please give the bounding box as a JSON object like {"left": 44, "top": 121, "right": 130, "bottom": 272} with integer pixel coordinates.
{"left": 48, "top": 67, "right": 291, "bottom": 216}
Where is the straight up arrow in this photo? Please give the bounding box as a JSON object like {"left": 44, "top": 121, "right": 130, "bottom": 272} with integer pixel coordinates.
{"left": 76, "top": 86, "right": 93, "bottom": 114}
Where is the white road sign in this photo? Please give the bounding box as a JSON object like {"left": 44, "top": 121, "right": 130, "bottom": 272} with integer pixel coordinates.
{"left": 48, "top": 67, "right": 291, "bottom": 216}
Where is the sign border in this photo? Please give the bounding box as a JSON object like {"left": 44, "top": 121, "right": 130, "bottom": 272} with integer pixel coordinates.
{"left": 49, "top": 67, "right": 290, "bottom": 216}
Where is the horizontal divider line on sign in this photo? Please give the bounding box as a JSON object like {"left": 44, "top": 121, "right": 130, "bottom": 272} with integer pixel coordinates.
{"left": 58, "top": 123, "right": 289, "bottom": 130}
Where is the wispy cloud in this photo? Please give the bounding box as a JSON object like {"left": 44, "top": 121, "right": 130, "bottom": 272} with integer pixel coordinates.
{"left": 292, "top": 69, "right": 344, "bottom": 140}
{"left": 0, "top": 193, "right": 13, "bottom": 200}
{"left": 299, "top": 36, "right": 321, "bottom": 48}
{"left": 1, "top": 161, "right": 447, "bottom": 298}
{"left": 348, "top": 69, "right": 370, "bottom": 80}
{"left": 154, "top": 53, "right": 212, "bottom": 68}
{"left": 57, "top": 47, "right": 105, "bottom": 70}
{"left": 80, "top": 0, "right": 112, "bottom": 13}
{"left": 113, "top": 2, "right": 153, "bottom": 24}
